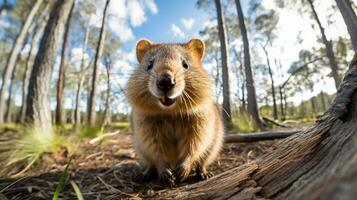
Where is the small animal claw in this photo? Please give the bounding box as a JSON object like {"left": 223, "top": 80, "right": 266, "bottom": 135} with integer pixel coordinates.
{"left": 158, "top": 168, "right": 176, "bottom": 187}
{"left": 134, "top": 167, "right": 157, "bottom": 183}
{"left": 194, "top": 166, "right": 213, "bottom": 181}
{"left": 174, "top": 164, "right": 191, "bottom": 183}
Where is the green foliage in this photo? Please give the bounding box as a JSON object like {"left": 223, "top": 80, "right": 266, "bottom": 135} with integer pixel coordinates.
{"left": 78, "top": 125, "right": 103, "bottom": 138}
{"left": 70, "top": 181, "right": 84, "bottom": 200}
{"left": 52, "top": 156, "right": 73, "bottom": 200}
{"left": 230, "top": 111, "right": 260, "bottom": 133}
{"left": 110, "top": 122, "right": 130, "bottom": 131}
{"left": 0, "top": 125, "right": 75, "bottom": 177}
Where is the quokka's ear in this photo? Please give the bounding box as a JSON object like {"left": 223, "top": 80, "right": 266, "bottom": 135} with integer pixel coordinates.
{"left": 186, "top": 38, "right": 205, "bottom": 61}
{"left": 136, "top": 39, "right": 152, "bottom": 63}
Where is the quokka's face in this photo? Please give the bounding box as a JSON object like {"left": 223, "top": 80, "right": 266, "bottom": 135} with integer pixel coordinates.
{"left": 126, "top": 39, "right": 213, "bottom": 114}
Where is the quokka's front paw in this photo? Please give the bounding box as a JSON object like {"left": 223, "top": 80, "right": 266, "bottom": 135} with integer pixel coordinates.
{"left": 158, "top": 168, "right": 176, "bottom": 187}
{"left": 134, "top": 167, "right": 157, "bottom": 183}
{"left": 174, "top": 164, "right": 191, "bottom": 182}
{"left": 194, "top": 166, "right": 213, "bottom": 181}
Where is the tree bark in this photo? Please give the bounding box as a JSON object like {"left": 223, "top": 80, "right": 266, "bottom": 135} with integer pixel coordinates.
{"left": 55, "top": 1, "right": 75, "bottom": 125}
{"left": 25, "top": 0, "right": 75, "bottom": 131}
{"left": 18, "top": 13, "right": 48, "bottom": 123}
{"left": 0, "top": 0, "right": 43, "bottom": 124}
{"left": 155, "top": 54, "right": 357, "bottom": 200}
{"left": 87, "top": 0, "right": 110, "bottom": 126}
{"left": 74, "top": 16, "right": 91, "bottom": 127}
{"left": 102, "top": 57, "right": 112, "bottom": 126}
{"left": 224, "top": 130, "right": 298, "bottom": 143}
{"left": 0, "top": 0, "right": 7, "bottom": 17}
{"left": 235, "top": 0, "right": 265, "bottom": 129}
{"left": 320, "top": 91, "right": 327, "bottom": 111}
{"left": 307, "top": 0, "right": 341, "bottom": 89}
{"left": 279, "top": 86, "right": 285, "bottom": 120}
{"left": 214, "top": 0, "right": 232, "bottom": 129}
{"left": 335, "top": 0, "right": 357, "bottom": 52}
{"left": 261, "top": 44, "right": 278, "bottom": 120}
{"left": 4, "top": 62, "right": 19, "bottom": 123}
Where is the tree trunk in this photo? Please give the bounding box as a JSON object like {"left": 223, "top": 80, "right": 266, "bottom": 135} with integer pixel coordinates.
{"left": 320, "top": 91, "right": 327, "bottom": 111}
{"left": 307, "top": 0, "right": 341, "bottom": 89}
{"left": 155, "top": 54, "right": 357, "bottom": 200}
{"left": 310, "top": 96, "right": 317, "bottom": 114}
{"left": 102, "top": 58, "right": 112, "bottom": 126}
{"left": 214, "top": 0, "right": 232, "bottom": 129}
{"left": 235, "top": 0, "right": 265, "bottom": 129}
{"left": 279, "top": 86, "right": 285, "bottom": 120}
{"left": 55, "top": 1, "right": 74, "bottom": 125}
{"left": 87, "top": 0, "right": 110, "bottom": 127}
{"left": 0, "top": 0, "right": 7, "bottom": 16}
{"left": 261, "top": 44, "right": 278, "bottom": 120}
{"left": 74, "top": 16, "right": 91, "bottom": 127}
{"left": 335, "top": 0, "right": 357, "bottom": 52}
{"left": 0, "top": 0, "right": 43, "bottom": 124}
{"left": 18, "top": 13, "right": 48, "bottom": 123}
{"left": 4, "top": 62, "right": 19, "bottom": 123}
{"left": 25, "top": 0, "right": 75, "bottom": 131}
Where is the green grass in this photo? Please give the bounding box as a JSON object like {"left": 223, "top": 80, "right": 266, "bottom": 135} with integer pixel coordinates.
{"left": 52, "top": 156, "right": 73, "bottom": 200}
{"left": 70, "top": 181, "right": 84, "bottom": 200}
{"left": 106, "top": 122, "right": 130, "bottom": 132}
{"left": 230, "top": 112, "right": 260, "bottom": 134}
{"left": 78, "top": 125, "right": 103, "bottom": 138}
{"left": 0, "top": 125, "right": 76, "bottom": 177}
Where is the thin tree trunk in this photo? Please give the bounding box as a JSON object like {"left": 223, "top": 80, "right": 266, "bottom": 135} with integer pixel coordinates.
{"left": 279, "top": 86, "right": 285, "bottom": 120}
{"left": 235, "top": 0, "right": 265, "bottom": 129}
{"left": 311, "top": 96, "right": 316, "bottom": 114}
{"left": 74, "top": 16, "right": 91, "bottom": 126}
{"left": 18, "top": 14, "right": 48, "bottom": 123}
{"left": 26, "top": 0, "right": 75, "bottom": 131}
{"left": 0, "top": 0, "right": 43, "bottom": 123}
{"left": 261, "top": 44, "right": 278, "bottom": 120}
{"left": 5, "top": 62, "right": 19, "bottom": 123}
{"left": 87, "top": 0, "right": 110, "bottom": 126}
{"left": 55, "top": 1, "right": 75, "bottom": 125}
{"left": 320, "top": 91, "right": 327, "bottom": 111}
{"left": 103, "top": 59, "right": 112, "bottom": 126}
{"left": 214, "top": 0, "right": 232, "bottom": 129}
{"left": 307, "top": 0, "right": 341, "bottom": 89}
{"left": 335, "top": 0, "right": 357, "bottom": 52}
{"left": 0, "top": 0, "right": 7, "bottom": 16}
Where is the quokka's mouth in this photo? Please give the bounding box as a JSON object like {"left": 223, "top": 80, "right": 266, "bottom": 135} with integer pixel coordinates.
{"left": 159, "top": 96, "right": 176, "bottom": 107}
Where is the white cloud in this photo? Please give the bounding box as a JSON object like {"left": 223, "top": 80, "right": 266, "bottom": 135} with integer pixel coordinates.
{"left": 171, "top": 24, "right": 185, "bottom": 38}
{"left": 144, "top": 0, "right": 158, "bottom": 14}
{"left": 127, "top": 0, "right": 147, "bottom": 27}
{"left": 86, "top": 0, "right": 158, "bottom": 42}
{"left": 181, "top": 18, "right": 195, "bottom": 30}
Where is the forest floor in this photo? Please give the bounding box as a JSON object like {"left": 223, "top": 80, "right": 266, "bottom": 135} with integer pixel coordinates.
{"left": 0, "top": 124, "right": 309, "bottom": 200}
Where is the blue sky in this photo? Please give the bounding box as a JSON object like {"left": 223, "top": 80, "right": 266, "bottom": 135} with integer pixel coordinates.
{"left": 126, "top": 0, "right": 208, "bottom": 46}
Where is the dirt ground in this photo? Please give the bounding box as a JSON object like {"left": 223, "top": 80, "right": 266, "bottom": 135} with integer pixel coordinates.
{"left": 0, "top": 131, "right": 281, "bottom": 200}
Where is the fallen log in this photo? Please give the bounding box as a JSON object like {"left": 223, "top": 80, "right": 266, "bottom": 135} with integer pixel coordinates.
{"left": 224, "top": 130, "right": 298, "bottom": 143}
{"left": 154, "top": 54, "right": 357, "bottom": 199}
{"left": 262, "top": 116, "right": 290, "bottom": 128}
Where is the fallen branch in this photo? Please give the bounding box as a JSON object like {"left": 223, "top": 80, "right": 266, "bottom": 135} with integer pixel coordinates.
{"left": 262, "top": 116, "right": 290, "bottom": 128}
{"left": 224, "top": 130, "right": 299, "bottom": 143}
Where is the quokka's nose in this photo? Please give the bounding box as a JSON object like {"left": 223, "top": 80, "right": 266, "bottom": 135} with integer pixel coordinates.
{"left": 157, "top": 73, "right": 175, "bottom": 92}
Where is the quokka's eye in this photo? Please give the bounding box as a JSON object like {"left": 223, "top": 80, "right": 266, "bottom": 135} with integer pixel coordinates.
{"left": 182, "top": 60, "right": 189, "bottom": 69}
{"left": 147, "top": 60, "right": 154, "bottom": 71}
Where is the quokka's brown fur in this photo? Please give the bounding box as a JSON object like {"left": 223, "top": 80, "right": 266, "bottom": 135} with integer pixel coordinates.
{"left": 126, "top": 38, "right": 224, "bottom": 184}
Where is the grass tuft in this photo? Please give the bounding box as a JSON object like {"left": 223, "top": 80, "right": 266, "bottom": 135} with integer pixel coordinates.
{"left": 0, "top": 125, "right": 76, "bottom": 177}
{"left": 70, "top": 180, "right": 84, "bottom": 200}
{"left": 230, "top": 111, "right": 260, "bottom": 133}
{"left": 52, "top": 156, "right": 73, "bottom": 200}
